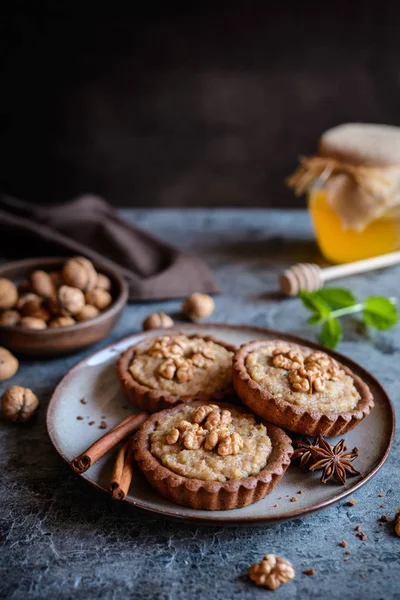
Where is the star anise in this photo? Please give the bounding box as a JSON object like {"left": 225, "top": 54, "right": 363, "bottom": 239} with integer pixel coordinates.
{"left": 309, "top": 436, "right": 360, "bottom": 485}
{"left": 291, "top": 436, "right": 321, "bottom": 470}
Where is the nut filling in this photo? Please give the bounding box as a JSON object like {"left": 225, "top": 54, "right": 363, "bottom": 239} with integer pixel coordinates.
{"left": 129, "top": 335, "right": 233, "bottom": 396}
{"left": 150, "top": 404, "right": 272, "bottom": 482}
{"left": 246, "top": 343, "right": 360, "bottom": 412}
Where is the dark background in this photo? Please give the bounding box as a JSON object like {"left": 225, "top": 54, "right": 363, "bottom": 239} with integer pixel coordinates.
{"left": 2, "top": 2, "right": 400, "bottom": 208}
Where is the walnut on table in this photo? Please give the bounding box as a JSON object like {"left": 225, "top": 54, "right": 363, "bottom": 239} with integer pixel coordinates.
{"left": 182, "top": 293, "right": 215, "bottom": 321}
{"left": 248, "top": 554, "right": 295, "bottom": 590}
{"left": 395, "top": 512, "right": 400, "bottom": 537}
{"left": 0, "top": 347, "right": 18, "bottom": 381}
{"left": 142, "top": 312, "right": 174, "bottom": 331}
{"left": 1, "top": 385, "right": 39, "bottom": 422}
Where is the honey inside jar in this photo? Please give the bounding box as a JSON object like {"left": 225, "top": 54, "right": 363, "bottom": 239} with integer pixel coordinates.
{"left": 308, "top": 188, "right": 400, "bottom": 263}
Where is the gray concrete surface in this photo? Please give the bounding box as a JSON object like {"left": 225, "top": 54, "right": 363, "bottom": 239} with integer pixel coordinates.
{"left": 1, "top": 209, "right": 399, "bottom": 600}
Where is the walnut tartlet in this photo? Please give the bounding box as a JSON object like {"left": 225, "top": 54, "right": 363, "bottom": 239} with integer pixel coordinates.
{"left": 133, "top": 401, "right": 293, "bottom": 510}
{"left": 117, "top": 334, "right": 237, "bottom": 413}
{"left": 232, "top": 340, "right": 374, "bottom": 436}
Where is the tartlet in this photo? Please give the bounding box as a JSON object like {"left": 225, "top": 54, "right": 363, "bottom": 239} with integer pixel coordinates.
{"left": 133, "top": 401, "right": 293, "bottom": 510}
{"left": 232, "top": 340, "right": 374, "bottom": 436}
{"left": 117, "top": 333, "right": 237, "bottom": 413}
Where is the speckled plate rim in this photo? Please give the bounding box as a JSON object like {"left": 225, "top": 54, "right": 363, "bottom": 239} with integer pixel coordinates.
{"left": 46, "top": 323, "right": 395, "bottom": 525}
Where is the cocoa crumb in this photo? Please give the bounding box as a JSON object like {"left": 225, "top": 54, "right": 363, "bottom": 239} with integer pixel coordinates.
{"left": 98, "top": 421, "right": 107, "bottom": 429}
{"left": 344, "top": 558, "right": 349, "bottom": 563}
{"left": 277, "top": 497, "right": 282, "bottom": 500}
{"left": 298, "top": 490, "right": 302, "bottom": 494}
{"left": 360, "top": 574, "right": 365, "bottom": 579}
{"left": 339, "top": 540, "right": 348, "bottom": 548}
{"left": 303, "top": 569, "right": 315, "bottom": 576}
{"left": 345, "top": 550, "right": 351, "bottom": 555}
{"left": 378, "top": 493, "right": 385, "bottom": 497}
{"left": 76, "top": 416, "right": 83, "bottom": 420}
{"left": 88, "top": 421, "right": 95, "bottom": 426}
{"left": 273, "top": 504, "right": 278, "bottom": 508}
{"left": 356, "top": 532, "right": 367, "bottom": 541}
{"left": 80, "top": 398, "right": 87, "bottom": 404}
{"left": 354, "top": 525, "right": 361, "bottom": 531}
{"left": 101, "top": 415, "right": 106, "bottom": 419}
{"left": 290, "top": 497, "right": 297, "bottom": 502}
{"left": 347, "top": 498, "right": 357, "bottom": 506}
{"left": 380, "top": 504, "right": 385, "bottom": 508}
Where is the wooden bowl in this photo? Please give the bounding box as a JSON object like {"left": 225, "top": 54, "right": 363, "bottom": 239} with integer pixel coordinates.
{"left": 0, "top": 257, "right": 128, "bottom": 357}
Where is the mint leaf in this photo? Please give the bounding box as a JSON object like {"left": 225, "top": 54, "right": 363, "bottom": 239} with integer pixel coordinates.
{"left": 320, "top": 318, "right": 342, "bottom": 349}
{"left": 299, "top": 291, "right": 331, "bottom": 320}
{"left": 363, "top": 297, "right": 398, "bottom": 330}
{"left": 315, "top": 287, "right": 357, "bottom": 309}
{"left": 307, "top": 314, "right": 325, "bottom": 326}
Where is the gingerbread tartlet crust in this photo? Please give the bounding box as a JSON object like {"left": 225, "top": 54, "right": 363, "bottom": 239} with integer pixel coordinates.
{"left": 133, "top": 401, "right": 293, "bottom": 511}
{"left": 232, "top": 340, "right": 374, "bottom": 436}
{"left": 117, "top": 333, "right": 237, "bottom": 413}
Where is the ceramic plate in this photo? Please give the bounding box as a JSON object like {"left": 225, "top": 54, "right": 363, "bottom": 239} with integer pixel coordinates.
{"left": 47, "top": 324, "right": 394, "bottom": 525}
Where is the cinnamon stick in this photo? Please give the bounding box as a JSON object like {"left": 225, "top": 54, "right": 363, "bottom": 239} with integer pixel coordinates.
{"left": 110, "top": 441, "right": 135, "bottom": 500}
{"left": 70, "top": 412, "right": 148, "bottom": 473}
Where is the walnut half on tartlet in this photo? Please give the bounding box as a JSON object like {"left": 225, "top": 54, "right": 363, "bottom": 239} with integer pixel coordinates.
{"left": 117, "top": 334, "right": 237, "bottom": 413}
{"left": 232, "top": 340, "right": 374, "bottom": 437}
{"left": 133, "top": 401, "right": 293, "bottom": 510}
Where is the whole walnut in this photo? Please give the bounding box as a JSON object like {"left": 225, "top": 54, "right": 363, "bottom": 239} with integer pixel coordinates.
{"left": 0, "top": 347, "right": 19, "bottom": 381}
{"left": 62, "top": 257, "right": 97, "bottom": 291}
{"left": 96, "top": 273, "right": 112, "bottom": 292}
{"left": 85, "top": 289, "right": 112, "bottom": 311}
{"left": 0, "top": 310, "right": 20, "bottom": 326}
{"left": 49, "top": 316, "right": 76, "bottom": 328}
{"left": 20, "top": 316, "right": 47, "bottom": 330}
{"left": 182, "top": 293, "right": 215, "bottom": 321}
{"left": 31, "top": 270, "right": 56, "bottom": 298}
{"left": 75, "top": 305, "right": 100, "bottom": 322}
{"left": 0, "top": 278, "right": 18, "bottom": 310}
{"left": 21, "top": 299, "right": 51, "bottom": 322}
{"left": 1, "top": 385, "right": 39, "bottom": 422}
{"left": 17, "top": 293, "right": 42, "bottom": 311}
{"left": 51, "top": 285, "right": 86, "bottom": 316}
{"left": 143, "top": 312, "right": 174, "bottom": 331}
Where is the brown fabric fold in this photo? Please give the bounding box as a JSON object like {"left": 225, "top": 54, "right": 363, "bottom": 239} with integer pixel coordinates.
{"left": 0, "top": 194, "right": 219, "bottom": 301}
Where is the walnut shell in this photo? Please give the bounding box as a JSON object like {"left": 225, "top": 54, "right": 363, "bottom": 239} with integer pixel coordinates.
{"left": 1, "top": 385, "right": 39, "bottom": 422}
{"left": 18, "top": 280, "right": 32, "bottom": 294}
{"left": 51, "top": 285, "right": 86, "bottom": 316}
{"left": 31, "top": 270, "right": 56, "bottom": 298}
{"left": 21, "top": 299, "right": 51, "bottom": 322}
{"left": 96, "top": 273, "right": 112, "bottom": 291}
{"left": 0, "top": 347, "right": 19, "bottom": 381}
{"left": 182, "top": 293, "right": 215, "bottom": 321}
{"left": 0, "top": 278, "right": 18, "bottom": 310}
{"left": 75, "top": 305, "right": 100, "bottom": 322}
{"left": 16, "top": 293, "right": 42, "bottom": 311}
{"left": 49, "top": 316, "right": 76, "bottom": 328}
{"left": 85, "top": 289, "right": 112, "bottom": 311}
{"left": 62, "top": 257, "right": 98, "bottom": 291}
{"left": 0, "top": 310, "right": 20, "bottom": 326}
{"left": 49, "top": 270, "right": 64, "bottom": 287}
{"left": 19, "top": 316, "right": 47, "bottom": 330}
{"left": 143, "top": 312, "right": 174, "bottom": 331}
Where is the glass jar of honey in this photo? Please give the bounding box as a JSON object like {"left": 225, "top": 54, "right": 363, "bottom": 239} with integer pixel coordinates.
{"left": 289, "top": 123, "right": 400, "bottom": 264}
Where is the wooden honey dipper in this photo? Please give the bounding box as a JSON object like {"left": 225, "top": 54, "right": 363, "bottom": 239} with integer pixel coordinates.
{"left": 279, "top": 250, "right": 400, "bottom": 296}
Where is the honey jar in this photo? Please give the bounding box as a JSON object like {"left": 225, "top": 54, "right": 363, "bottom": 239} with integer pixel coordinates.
{"left": 288, "top": 124, "right": 400, "bottom": 264}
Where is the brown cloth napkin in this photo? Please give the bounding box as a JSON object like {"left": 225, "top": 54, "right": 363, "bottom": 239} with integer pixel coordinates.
{"left": 0, "top": 194, "right": 219, "bottom": 301}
